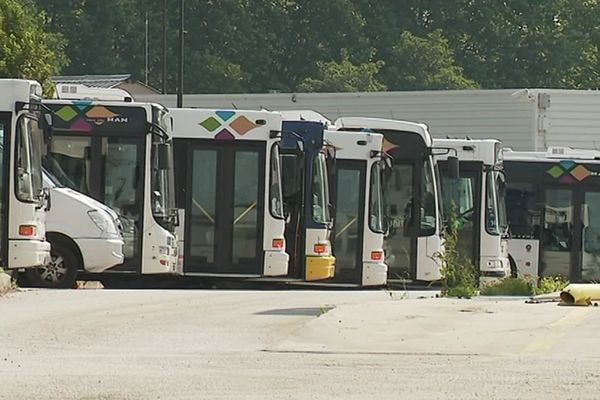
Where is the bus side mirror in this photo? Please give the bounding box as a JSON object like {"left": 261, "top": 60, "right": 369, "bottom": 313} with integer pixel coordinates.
{"left": 157, "top": 143, "right": 171, "bottom": 170}
{"left": 447, "top": 156, "right": 460, "bottom": 179}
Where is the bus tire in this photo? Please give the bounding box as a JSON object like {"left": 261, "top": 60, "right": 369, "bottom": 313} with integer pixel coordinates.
{"left": 508, "top": 254, "right": 518, "bottom": 278}
{"left": 24, "top": 238, "right": 79, "bottom": 289}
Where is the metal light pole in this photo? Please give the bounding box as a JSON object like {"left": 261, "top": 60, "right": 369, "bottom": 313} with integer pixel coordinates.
{"left": 162, "top": 0, "right": 167, "bottom": 94}
{"left": 177, "top": 0, "right": 184, "bottom": 107}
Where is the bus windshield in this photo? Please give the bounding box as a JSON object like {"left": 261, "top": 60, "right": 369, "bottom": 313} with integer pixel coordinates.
{"left": 150, "top": 138, "right": 176, "bottom": 229}
{"left": 420, "top": 158, "right": 437, "bottom": 234}
{"left": 16, "top": 115, "right": 44, "bottom": 204}
{"left": 312, "top": 153, "right": 330, "bottom": 224}
{"left": 369, "top": 161, "right": 384, "bottom": 233}
{"left": 496, "top": 171, "right": 508, "bottom": 236}
{"left": 269, "top": 144, "right": 284, "bottom": 219}
{"left": 485, "top": 170, "right": 501, "bottom": 235}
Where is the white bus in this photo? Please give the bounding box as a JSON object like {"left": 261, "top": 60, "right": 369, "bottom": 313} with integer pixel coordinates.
{"left": 334, "top": 117, "right": 443, "bottom": 282}
{"left": 324, "top": 128, "right": 388, "bottom": 286}
{"left": 42, "top": 100, "right": 178, "bottom": 283}
{"left": 280, "top": 120, "right": 336, "bottom": 281}
{"left": 434, "top": 138, "right": 510, "bottom": 282}
{"left": 169, "top": 108, "right": 289, "bottom": 279}
{"left": 20, "top": 169, "right": 124, "bottom": 288}
{"left": 504, "top": 147, "right": 600, "bottom": 282}
{"left": 0, "top": 79, "right": 51, "bottom": 271}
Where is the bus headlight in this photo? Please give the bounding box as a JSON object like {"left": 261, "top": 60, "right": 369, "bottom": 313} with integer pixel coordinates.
{"left": 87, "top": 210, "right": 118, "bottom": 235}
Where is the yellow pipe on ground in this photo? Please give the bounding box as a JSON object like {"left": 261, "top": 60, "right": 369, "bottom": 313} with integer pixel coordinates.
{"left": 560, "top": 284, "right": 600, "bottom": 306}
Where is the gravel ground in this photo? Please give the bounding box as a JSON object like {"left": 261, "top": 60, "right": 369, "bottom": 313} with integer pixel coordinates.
{"left": 0, "top": 289, "right": 598, "bottom": 399}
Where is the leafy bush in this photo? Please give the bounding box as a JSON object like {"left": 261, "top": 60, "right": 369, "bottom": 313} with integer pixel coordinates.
{"left": 480, "top": 278, "right": 534, "bottom": 296}
{"left": 534, "top": 276, "right": 569, "bottom": 295}
{"left": 438, "top": 206, "right": 478, "bottom": 298}
{"left": 480, "top": 276, "right": 570, "bottom": 296}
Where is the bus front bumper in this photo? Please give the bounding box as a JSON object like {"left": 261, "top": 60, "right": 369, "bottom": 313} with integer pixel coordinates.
{"left": 306, "top": 255, "right": 335, "bottom": 281}
{"left": 8, "top": 239, "right": 51, "bottom": 269}
{"left": 77, "top": 237, "right": 124, "bottom": 273}
{"left": 362, "top": 262, "right": 388, "bottom": 287}
{"left": 264, "top": 251, "right": 289, "bottom": 276}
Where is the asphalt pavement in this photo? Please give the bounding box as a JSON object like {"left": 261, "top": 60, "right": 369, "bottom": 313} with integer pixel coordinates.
{"left": 0, "top": 288, "right": 598, "bottom": 399}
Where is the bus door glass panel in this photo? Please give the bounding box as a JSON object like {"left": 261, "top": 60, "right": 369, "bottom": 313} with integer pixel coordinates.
{"left": 0, "top": 119, "right": 6, "bottom": 260}
{"left": 442, "top": 173, "right": 476, "bottom": 263}
{"left": 281, "top": 152, "right": 303, "bottom": 277}
{"left": 45, "top": 136, "right": 92, "bottom": 194}
{"left": 384, "top": 163, "right": 414, "bottom": 279}
{"left": 541, "top": 189, "right": 573, "bottom": 278}
{"left": 332, "top": 164, "right": 364, "bottom": 283}
{"left": 581, "top": 191, "right": 600, "bottom": 281}
{"left": 102, "top": 137, "right": 142, "bottom": 267}
{"left": 189, "top": 149, "right": 217, "bottom": 265}
{"left": 232, "top": 151, "right": 260, "bottom": 269}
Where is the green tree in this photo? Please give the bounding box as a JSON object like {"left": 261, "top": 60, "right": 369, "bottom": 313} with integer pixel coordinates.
{"left": 401, "top": 0, "right": 600, "bottom": 89}
{"left": 297, "top": 53, "right": 385, "bottom": 92}
{"left": 379, "top": 30, "right": 478, "bottom": 90}
{"left": 0, "top": 0, "right": 67, "bottom": 93}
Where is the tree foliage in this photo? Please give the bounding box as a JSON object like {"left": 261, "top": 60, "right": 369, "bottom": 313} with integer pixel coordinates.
{"left": 0, "top": 0, "right": 67, "bottom": 93}
{"left": 10, "top": 0, "right": 600, "bottom": 93}
{"left": 298, "top": 52, "right": 385, "bottom": 92}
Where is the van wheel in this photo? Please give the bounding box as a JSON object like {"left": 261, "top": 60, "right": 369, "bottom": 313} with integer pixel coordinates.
{"left": 24, "top": 240, "right": 79, "bottom": 289}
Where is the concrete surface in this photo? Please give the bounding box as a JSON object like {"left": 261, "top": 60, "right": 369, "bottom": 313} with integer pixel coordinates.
{"left": 0, "top": 289, "right": 598, "bottom": 399}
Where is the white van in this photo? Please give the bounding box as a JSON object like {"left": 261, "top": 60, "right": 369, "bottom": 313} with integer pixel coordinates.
{"left": 22, "top": 170, "right": 124, "bottom": 288}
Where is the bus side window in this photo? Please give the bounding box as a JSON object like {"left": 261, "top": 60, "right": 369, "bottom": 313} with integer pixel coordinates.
{"left": 506, "top": 183, "right": 540, "bottom": 239}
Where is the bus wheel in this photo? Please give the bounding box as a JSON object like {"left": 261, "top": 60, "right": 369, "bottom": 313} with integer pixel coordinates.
{"left": 508, "top": 255, "right": 518, "bottom": 278}
{"left": 24, "top": 239, "right": 79, "bottom": 289}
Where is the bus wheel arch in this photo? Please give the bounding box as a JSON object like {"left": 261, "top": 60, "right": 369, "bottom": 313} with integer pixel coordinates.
{"left": 23, "top": 232, "right": 83, "bottom": 289}
{"left": 508, "top": 254, "right": 518, "bottom": 278}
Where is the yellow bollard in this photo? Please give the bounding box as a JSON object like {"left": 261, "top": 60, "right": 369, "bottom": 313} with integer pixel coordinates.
{"left": 559, "top": 284, "right": 600, "bottom": 306}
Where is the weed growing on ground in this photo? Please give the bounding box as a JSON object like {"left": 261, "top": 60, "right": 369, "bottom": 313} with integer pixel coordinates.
{"left": 480, "top": 275, "right": 570, "bottom": 296}
{"left": 534, "top": 275, "right": 569, "bottom": 295}
{"left": 480, "top": 277, "right": 533, "bottom": 296}
{"left": 438, "top": 206, "right": 478, "bottom": 298}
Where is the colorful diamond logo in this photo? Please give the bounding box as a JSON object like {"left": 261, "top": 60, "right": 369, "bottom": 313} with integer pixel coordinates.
{"left": 547, "top": 165, "right": 564, "bottom": 178}
{"left": 55, "top": 106, "right": 78, "bottom": 122}
{"left": 200, "top": 117, "right": 222, "bottom": 132}
{"left": 216, "top": 111, "right": 235, "bottom": 121}
{"left": 72, "top": 100, "right": 93, "bottom": 111}
{"left": 230, "top": 116, "right": 257, "bottom": 135}
{"left": 559, "top": 160, "right": 576, "bottom": 171}
{"left": 570, "top": 165, "right": 591, "bottom": 181}
{"left": 382, "top": 139, "right": 399, "bottom": 153}
{"left": 71, "top": 117, "right": 93, "bottom": 132}
{"left": 85, "top": 106, "right": 119, "bottom": 119}
{"left": 215, "top": 129, "right": 234, "bottom": 140}
{"left": 559, "top": 174, "right": 575, "bottom": 183}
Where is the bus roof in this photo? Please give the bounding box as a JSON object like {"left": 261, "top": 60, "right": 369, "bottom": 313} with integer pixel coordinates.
{"left": 0, "top": 79, "right": 42, "bottom": 112}
{"left": 333, "top": 117, "right": 433, "bottom": 147}
{"left": 433, "top": 138, "right": 501, "bottom": 165}
{"left": 324, "top": 129, "right": 383, "bottom": 161}
{"left": 170, "top": 108, "right": 281, "bottom": 141}
{"left": 504, "top": 146, "right": 600, "bottom": 162}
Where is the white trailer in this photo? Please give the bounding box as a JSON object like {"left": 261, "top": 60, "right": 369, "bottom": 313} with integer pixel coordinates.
{"left": 134, "top": 89, "right": 600, "bottom": 151}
